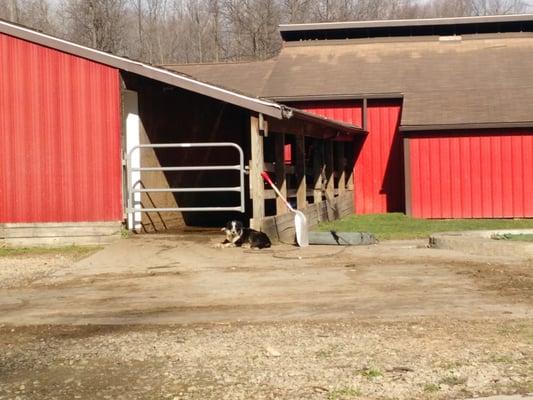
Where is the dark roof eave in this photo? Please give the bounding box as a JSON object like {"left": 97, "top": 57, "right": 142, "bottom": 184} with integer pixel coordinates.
{"left": 287, "top": 107, "right": 365, "bottom": 135}
{"left": 279, "top": 13, "right": 533, "bottom": 33}
{"left": 400, "top": 121, "right": 533, "bottom": 132}
{"left": 270, "top": 93, "right": 404, "bottom": 102}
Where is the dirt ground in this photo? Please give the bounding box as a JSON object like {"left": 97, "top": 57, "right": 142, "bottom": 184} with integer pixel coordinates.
{"left": 0, "top": 233, "right": 531, "bottom": 399}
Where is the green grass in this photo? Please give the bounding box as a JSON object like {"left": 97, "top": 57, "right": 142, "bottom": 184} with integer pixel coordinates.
{"left": 0, "top": 245, "right": 102, "bottom": 259}
{"left": 489, "top": 354, "right": 515, "bottom": 364}
{"left": 493, "top": 233, "right": 533, "bottom": 242}
{"left": 439, "top": 375, "right": 467, "bottom": 386}
{"left": 423, "top": 383, "right": 440, "bottom": 393}
{"left": 359, "top": 367, "right": 383, "bottom": 379}
{"left": 317, "top": 213, "right": 533, "bottom": 241}
{"left": 327, "top": 387, "right": 361, "bottom": 400}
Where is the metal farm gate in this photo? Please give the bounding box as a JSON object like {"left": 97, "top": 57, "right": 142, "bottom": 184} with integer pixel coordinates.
{"left": 125, "top": 142, "right": 246, "bottom": 230}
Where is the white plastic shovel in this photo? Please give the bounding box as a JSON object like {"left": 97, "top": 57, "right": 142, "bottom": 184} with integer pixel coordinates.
{"left": 261, "top": 171, "right": 309, "bottom": 247}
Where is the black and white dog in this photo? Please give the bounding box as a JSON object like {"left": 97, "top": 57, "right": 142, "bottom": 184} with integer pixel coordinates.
{"left": 216, "top": 220, "right": 271, "bottom": 249}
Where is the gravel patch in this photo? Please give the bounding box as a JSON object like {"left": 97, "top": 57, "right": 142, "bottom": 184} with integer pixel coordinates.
{"left": 1, "top": 319, "right": 531, "bottom": 400}
{"left": 0, "top": 254, "right": 72, "bottom": 289}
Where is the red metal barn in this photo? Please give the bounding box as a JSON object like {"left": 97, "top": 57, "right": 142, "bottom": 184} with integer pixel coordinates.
{"left": 291, "top": 100, "right": 404, "bottom": 215}
{"left": 405, "top": 130, "right": 533, "bottom": 218}
{"left": 0, "top": 32, "right": 123, "bottom": 224}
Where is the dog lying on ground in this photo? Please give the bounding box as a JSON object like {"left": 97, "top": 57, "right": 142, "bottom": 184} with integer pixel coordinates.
{"left": 216, "top": 220, "right": 271, "bottom": 249}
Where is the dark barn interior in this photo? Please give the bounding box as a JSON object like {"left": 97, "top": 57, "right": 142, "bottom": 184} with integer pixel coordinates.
{"left": 121, "top": 71, "right": 360, "bottom": 238}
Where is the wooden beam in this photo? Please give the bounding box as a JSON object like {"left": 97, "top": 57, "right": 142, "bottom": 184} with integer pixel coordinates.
{"left": 265, "top": 188, "right": 345, "bottom": 200}
{"left": 274, "top": 133, "right": 287, "bottom": 215}
{"left": 264, "top": 162, "right": 295, "bottom": 175}
{"left": 250, "top": 115, "right": 264, "bottom": 230}
{"left": 362, "top": 98, "right": 368, "bottom": 131}
{"left": 295, "top": 135, "right": 306, "bottom": 209}
{"left": 346, "top": 140, "right": 355, "bottom": 191}
{"left": 267, "top": 117, "right": 350, "bottom": 139}
{"left": 312, "top": 139, "right": 324, "bottom": 204}
{"left": 259, "top": 191, "right": 354, "bottom": 244}
{"left": 335, "top": 142, "right": 346, "bottom": 195}
{"left": 325, "top": 141, "right": 335, "bottom": 199}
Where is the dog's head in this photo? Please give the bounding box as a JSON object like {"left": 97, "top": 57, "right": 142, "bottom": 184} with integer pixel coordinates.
{"left": 222, "top": 220, "right": 244, "bottom": 240}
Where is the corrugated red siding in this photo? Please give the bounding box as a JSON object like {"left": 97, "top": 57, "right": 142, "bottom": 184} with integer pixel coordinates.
{"left": 294, "top": 100, "right": 404, "bottom": 214}
{"left": 408, "top": 131, "right": 533, "bottom": 218}
{"left": 358, "top": 101, "right": 404, "bottom": 214}
{"left": 0, "top": 33, "right": 122, "bottom": 223}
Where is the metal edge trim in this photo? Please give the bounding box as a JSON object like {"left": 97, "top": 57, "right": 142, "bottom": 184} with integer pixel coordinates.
{"left": 400, "top": 122, "right": 533, "bottom": 132}
{"left": 269, "top": 93, "right": 405, "bottom": 102}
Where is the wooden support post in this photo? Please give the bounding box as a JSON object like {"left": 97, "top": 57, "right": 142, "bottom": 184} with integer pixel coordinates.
{"left": 250, "top": 115, "right": 264, "bottom": 230}
{"left": 313, "top": 139, "right": 324, "bottom": 204}
{"left": 335, "top": 142, "right": 346, "bottom": 195}
{"left": 362, "top": 98, "right": 368, "bottom": 131}
{"left": 274, "top": 132, "right": 287, "bottom": 215}
{"left": 346, "top": 140, "right": 355, "bottom": 191}
{"left": 325, "top": 140, "right": 334, "bottom": 199}
{"left": 295, "top": 135, "right": 306, "bottom": 209}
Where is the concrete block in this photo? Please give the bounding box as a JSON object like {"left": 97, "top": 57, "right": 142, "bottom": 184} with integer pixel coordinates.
{"left": 0, "top": 221, "right": 122, "bottom": 247}
{"left": 430, "top": 229, "right": 533, "bottom": 258}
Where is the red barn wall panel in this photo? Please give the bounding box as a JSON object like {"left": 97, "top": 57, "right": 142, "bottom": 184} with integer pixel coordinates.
{"left": 408, "top": 131, "right": 533, "bottom": 218}
{"left": 0, "top": 33, "right": 122, "bottom": 223}
{"left": 358, "top": 101, "right": 404, "bottom": 214}
{"left": 294, "top": 100, "right": 403, "bottom": 214}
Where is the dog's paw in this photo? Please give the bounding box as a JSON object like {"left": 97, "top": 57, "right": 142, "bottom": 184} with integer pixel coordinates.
{"left": 214, "top": 242, "right": 237, "bottom": 249}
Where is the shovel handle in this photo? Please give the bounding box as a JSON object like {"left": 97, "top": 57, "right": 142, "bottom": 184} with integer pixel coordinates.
{"left": 260, "top": 171, "right": 274, "bottom": 185}
{"left": 261, "top": 171, "right": 294, "bottom": 211}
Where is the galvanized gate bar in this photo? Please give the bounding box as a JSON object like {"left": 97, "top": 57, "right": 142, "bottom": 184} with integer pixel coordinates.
{"left": 139, "top": 207, "right": 243, "bottom": 212}
{"left": 133, "top": 187, "right": 241, "bottom": 193}
{"left": 131, "top": 165, "right": 241, "bottom": 172}
{"left": 126, "top": 143, "right": 246, "bottom": 223}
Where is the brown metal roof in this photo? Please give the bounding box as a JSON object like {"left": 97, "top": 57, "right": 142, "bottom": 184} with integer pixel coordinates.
{"left": 172, "top": 31, "right": 533, "bottom": 129}
{"left": 268, "top": 33, "right": 533, "bottom": 127}
{"left": 164, "top": 60, "right": 276, "bottom": 99}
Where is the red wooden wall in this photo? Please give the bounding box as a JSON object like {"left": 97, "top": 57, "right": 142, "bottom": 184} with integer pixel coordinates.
{"left": 0, "top": 33, "right": 123, "bottom": 223}
{"left": 293, "top": 100, "right": 404, "bottom": 214}
{"left": 407, "top": 131, "right": 533, "bottom": 218}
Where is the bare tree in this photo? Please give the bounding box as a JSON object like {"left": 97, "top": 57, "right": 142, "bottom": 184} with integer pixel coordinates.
{"left": 429, "top": 0, "right": 474, "bottom": 17}
{"left": 0, "top": 0, "right": 55, "bottom": 33}
{"left": 470, "top": 0, "right": 527, "bottom": 15}
{"left": 206, "top": 0, "right": 222, "bottom": 61}
{"left": 3, "top": 0, "right": 533, "bottom": 64}
{"left": 59, "top": 0, "right": 129, "bottom": 54}
{"left": 280, "top": 0, "right": 313, "bottom": 23}
{"left": 7, "top": 0, "right": 20, "bottom": 22}
{"left": 222, "top": 0, "right": 282, "bottom": 60}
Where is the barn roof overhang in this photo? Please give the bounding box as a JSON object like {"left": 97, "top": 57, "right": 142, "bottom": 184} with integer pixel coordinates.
{"left": 0, "top": 19, "right": 363, "bottom": 136}
{"left": 274, "top": 107, "right": 365, "bottom": 139}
